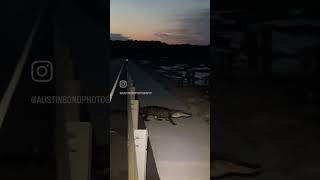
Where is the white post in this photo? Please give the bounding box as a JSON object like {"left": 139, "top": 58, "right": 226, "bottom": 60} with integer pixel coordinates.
{"left": 134, "top": 130, "right": 148, "bottom": 180}
{"left": 66, "top": 122, "right": 92, "bottom": 180}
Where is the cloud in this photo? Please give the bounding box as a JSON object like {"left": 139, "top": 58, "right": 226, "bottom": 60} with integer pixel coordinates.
{"left": 155, "top": 8, "right": 210, "bottom": 45}
{"left": 154, "top": 32, "right": 200, "bottom": 45}
{"left": 154, "top": 33, "right": 171, "bottom": 40}
{"left": 110, "top": 33, "right": 130, "bottom": 41}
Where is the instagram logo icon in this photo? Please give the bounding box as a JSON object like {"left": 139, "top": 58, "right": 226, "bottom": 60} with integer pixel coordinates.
{"left": 31, "top": 60, "right": 53, "bottom": 82}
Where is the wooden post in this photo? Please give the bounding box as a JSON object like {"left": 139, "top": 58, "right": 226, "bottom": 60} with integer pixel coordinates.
{"left": 128, "top": 100, "right": 139, "bottom": 180}
{"left": 127, "top": 75, "right": 139, "bottom": 180}
{"left": 54, "top": 14, "right": 91, "bottom": 180}
{"left": 54, "top": 20, "right": 71, "bottom": 180}
{"left": 66, "top": 122, "right": 92, "bottom": 180}
{"left": 64, "top": 80, "right": 81, "bottom": 122}
{"left": 131, "top": 100, "right": 139, "bottom": 131}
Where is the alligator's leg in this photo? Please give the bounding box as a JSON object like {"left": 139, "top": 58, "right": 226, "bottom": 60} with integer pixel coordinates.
{"left": 212, "top": 159, "right": 262, "bottom": 179}
{"left": 142, "top": 114, "right": 150, "bottom": 121}
{"left": 154, "top": 116, "right": 163, "bottom": 121}
{"left": 157, "top": 117, "right": 164, "bottom": 121}
{"left": 168, "top": 116, "right": 177, "bottom": 125}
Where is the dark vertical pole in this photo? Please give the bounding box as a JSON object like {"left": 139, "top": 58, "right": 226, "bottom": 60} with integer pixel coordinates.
{"left": 224, "top": 52, "right": 233, "bottom": 79}
{"left": 244, "top": 28, "right": 259, "bottom": 76}
{"left": 191, "top": 71, "right": 195, "bottom": 86}
{"left": 53, "top": 0, "right": 109, "bottom": 178}
{"left": 53, "top": 12, "right": 71, "bottom": 180}
{"left": 260, "top": 27, "right": 273, "bottom": 78}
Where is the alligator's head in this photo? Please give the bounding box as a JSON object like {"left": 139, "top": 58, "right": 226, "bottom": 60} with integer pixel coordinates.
{"left": 171, "top": 111, "right": 192, "bottom": 118}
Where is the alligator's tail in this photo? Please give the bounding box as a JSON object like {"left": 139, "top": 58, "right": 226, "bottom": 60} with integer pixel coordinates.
{"left": 211, "top": 158, "right": 262, "bottom": 179}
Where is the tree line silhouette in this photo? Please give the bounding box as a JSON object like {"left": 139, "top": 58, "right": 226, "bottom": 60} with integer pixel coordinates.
{"left": 110, "top": 40, "right": 210, "bottom": 65}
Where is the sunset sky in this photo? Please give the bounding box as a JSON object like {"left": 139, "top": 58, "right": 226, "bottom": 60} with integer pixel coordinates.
{"left": 110, "top": 0, "right": 210, "bottom": 45}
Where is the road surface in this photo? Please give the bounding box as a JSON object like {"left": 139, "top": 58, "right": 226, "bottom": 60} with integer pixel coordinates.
{"left": 129, "top": 61, "right": 210, "bottom": 180}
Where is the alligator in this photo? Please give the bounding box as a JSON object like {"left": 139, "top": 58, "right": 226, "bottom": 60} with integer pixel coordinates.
{"left": 139, "top": 106, "right": 192, "bottom": 125}
{"left": 212, "top": 156, "right": 262, "bottom": 179}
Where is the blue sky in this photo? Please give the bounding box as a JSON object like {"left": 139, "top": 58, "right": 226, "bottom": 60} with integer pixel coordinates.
{"left": 110, "top": 0, "right": 210, "bottom": 45}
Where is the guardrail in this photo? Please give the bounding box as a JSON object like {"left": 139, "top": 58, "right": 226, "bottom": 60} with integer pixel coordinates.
{"left": 0, "top": 10, "right": 43, "bottom": 128}
{"left": 109, "top": 60, "right": 126, "bottom": 102}
{"left": 126, "top": 60, "right": 148, "bottom": 180}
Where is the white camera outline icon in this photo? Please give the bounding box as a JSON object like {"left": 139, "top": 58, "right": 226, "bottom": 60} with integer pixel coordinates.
{"left": 31, "top": 60, "right": 53, "bottom": 82}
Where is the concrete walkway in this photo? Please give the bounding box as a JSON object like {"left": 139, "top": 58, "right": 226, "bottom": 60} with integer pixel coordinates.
{"left": 129, "top": 61, "right": 210, "bottom": 180}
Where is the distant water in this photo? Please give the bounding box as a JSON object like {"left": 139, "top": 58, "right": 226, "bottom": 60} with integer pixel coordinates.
{"left": 154, "top": 63, "right": 210, "bottom": 86}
